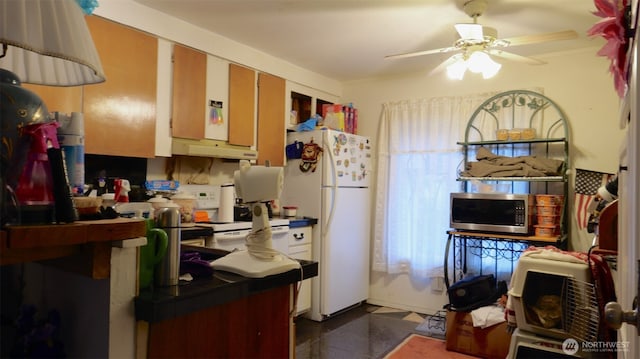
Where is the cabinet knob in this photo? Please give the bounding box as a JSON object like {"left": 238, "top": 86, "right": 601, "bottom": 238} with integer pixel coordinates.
{"left": 294, "top": 233, "right": 304, "bottom": 240}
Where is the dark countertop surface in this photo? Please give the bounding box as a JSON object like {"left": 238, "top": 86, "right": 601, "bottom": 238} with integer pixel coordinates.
{"left": 287, "top": 217, "right": 318, "bottom": 228}
{"left": 135, "top": 246, "right": 318, "bottom": 323}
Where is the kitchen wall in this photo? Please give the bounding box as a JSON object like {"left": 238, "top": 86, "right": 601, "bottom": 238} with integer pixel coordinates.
{"left": 341, "top": 47, "right": 625, "bottom": 315}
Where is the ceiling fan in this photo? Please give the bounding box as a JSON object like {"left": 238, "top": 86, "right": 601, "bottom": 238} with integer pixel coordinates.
{"left": 385, "top": 0, "right": 578, "bottom": 76}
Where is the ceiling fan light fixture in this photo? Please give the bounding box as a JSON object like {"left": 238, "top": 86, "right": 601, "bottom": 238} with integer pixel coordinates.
{"left": 446, "top": 62, "right": 467, "bottom": 80}
{"left": 446, "top": 55, "right": 467, "bottom": 80}
{"left": 467, "top": 51, "right": 489, "bottom": 73}
{"left": 466, "top": 51, "right": 501, "bottom": 78}
{"left": 481, "top": 60, "right": 501, "bottom": 79}
{"left": 455, "top": 23, "right": 484, "bottom": 41}
{"left": 445, "top": 51, "right": 501, "bottom": 80}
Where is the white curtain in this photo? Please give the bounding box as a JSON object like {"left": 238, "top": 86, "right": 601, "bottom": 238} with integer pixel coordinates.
{"left": 372, "top": 92, "right": 498, "bottom": 277}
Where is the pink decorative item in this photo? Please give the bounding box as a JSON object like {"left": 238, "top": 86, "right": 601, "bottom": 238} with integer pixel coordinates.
{"left": 587, "top": 0, "right": 631, "bottom": 98}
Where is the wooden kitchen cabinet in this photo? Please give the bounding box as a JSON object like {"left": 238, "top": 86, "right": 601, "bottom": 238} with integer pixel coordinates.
{"left": 21, "top": 84, "right": 83, "bottom": 114}
{"left": 83, "top": 16, "right": 158, "bottom": 158}
{"left": 171, "top": 44, "right": 207, "bottom": 139}
{"left": 291, "top": 92, "right": 311, "bottom": 125}
{"left": 286, "top": 83, "right": 339, "bottom": 130}
{"left": 228, "top": 63, "right": 255, "bottom": 147}
{"left": 290, "top": 92, "right": 333, "bottom": 125}
{"left": 257, "top": 72, "right": 286, "bottom": 166}
{"left": 146, "top": 284, "right": 291, "bottom": 358}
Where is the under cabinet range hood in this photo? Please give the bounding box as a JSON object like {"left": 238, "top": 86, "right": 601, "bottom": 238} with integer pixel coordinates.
{"left": 171, "top": 138, "right": 258, "bottom": 160}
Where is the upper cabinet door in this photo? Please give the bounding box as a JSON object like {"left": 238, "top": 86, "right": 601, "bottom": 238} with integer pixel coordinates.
{"left": 21, "top": 84, "right": 83, "bottom": 114}
{"left": 83, "top": 16, "right": 158, "bottom": 158}
{"left": 204, "top": 55, "right": 230, "bottom": 141}
{"left": 228, "top": 64, "right": 255, "bottom": 146}
{"left": 171, "top": 44, "right": 207, "bottom": 139}
{"left": 257, "top": 73, "right": 285, "bottom": 166}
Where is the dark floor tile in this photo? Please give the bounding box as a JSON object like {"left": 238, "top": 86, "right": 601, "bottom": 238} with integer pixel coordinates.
{"left": 295, "top": 304, "right": 419, "bottom": 359}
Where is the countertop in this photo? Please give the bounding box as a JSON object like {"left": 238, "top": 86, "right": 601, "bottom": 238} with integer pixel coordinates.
{"left": 287, "top": 217, "right": 318, "bottom": 228}
{"left": 0, "top": 218, "right": 147, "bottom": 278}
{"left": 1, "top": 217, "right": 146, "bottom": 249}
{"left": 135, "top": 245, "right": 318, "bottom": 323}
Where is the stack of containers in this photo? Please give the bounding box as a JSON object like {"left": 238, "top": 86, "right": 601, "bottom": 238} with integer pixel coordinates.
{"left": 533, "top": 194, "right": 564, "bottom": 237}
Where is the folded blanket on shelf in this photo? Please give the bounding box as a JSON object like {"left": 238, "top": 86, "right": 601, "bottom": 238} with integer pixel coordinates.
{"left": 461, "top": 147, "right": 564, "bottom": 177}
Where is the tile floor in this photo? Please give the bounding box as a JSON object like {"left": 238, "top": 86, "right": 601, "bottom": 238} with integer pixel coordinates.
{"left": 294, "top": 304, "right": 444, "bottom": 359}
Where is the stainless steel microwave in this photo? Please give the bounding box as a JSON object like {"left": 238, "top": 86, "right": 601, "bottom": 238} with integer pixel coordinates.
{"left": 450, "top": 192, "right": 534, "bottom": 234}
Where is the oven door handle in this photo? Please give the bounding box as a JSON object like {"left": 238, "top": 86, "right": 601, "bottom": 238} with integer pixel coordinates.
{"left": 215, "top": 231, "right": 249, "bottom": 242}
{"left": 270, "top": 226, "right": 290, "bottom": 235}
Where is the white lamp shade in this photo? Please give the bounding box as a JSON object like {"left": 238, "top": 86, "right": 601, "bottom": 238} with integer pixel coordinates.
{"left": 446, "top": 55, "right": 467, "bottom": 80}
{"left": 0, "top": 0, "right": 105, "bottom": 86}
{"left": 481, "top": 59, "right": 501, "bottom": 79}
{"left": 466, "top": 51, "right": 501, "bottom": 79}
{"left": 467, "top": 51, "right": 491, "bottom": 73}
{"left": 444, "top": 51, "right": 501, "bottom": 80}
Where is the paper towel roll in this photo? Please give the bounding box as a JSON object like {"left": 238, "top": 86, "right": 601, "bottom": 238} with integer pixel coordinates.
{"left": 218, "top": 183, "right": 235, "bottom": 223}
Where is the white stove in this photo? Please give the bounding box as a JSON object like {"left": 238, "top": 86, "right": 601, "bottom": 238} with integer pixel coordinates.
{"left": 193, "top": 219, "right": 290, "bottom": 253}
{"left": 203, "top": 218, "right": 289, "bottom": 232}
{"left": 178, "top": 184, "right": 290, "bottom": 252}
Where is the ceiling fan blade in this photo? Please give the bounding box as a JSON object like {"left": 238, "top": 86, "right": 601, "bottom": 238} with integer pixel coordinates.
{"left": 428, "top": 55, "right": 461, "bottom": 76}
{"left": 502, "top": 30, "right": 578, "bottom": 47}
{"left": 487, "top": 49, "right": 546, "bottom": 65}
{"left": 455, "top": 23, "right": 483, "bottom": 41}
{"left": 385, "top": 46, "right": 458, "bottom": 60}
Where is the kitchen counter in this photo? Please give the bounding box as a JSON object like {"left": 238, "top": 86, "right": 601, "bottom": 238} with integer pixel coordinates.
{"left": 135, "top": 245, "right": 318, "bottom": 323}
{"left": 1, "top": 217, "right": 148, "bottom": 357}
{"left": 136, "top": 245, "right": 319, "bottom": 358}
{"left": 287, "top": 217, "right": 318, "bottom": 228}
{"left": 0, "top": 218, "right": 146, "bottom": 278}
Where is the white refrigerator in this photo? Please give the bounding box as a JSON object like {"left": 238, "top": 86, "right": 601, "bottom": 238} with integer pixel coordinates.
{"left": 281, "top": 129, "right": 372, "bottom": 321}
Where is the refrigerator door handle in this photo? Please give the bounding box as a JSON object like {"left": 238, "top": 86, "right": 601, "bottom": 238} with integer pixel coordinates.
{"left": 324, "top": 131, "right": 337, "bottom": 187}
{"left": 322, "top": 185, "right": 338, "bottom": 246}
{"left": 323, "top": 133, "right": 339, "bottom": 242}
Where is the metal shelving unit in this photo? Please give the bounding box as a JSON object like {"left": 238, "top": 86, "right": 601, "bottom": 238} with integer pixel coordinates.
{"left": 446, "top": 90, "right": 570, "bottom": 288}
{"left": 444, "top": 230, "right": 562, "bottom": 288}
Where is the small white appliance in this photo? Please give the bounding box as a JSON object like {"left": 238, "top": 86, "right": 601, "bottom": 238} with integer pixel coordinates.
{"left": 281, "top": 128, "right": 372, "bottom": 321}
{"left": 210, "top": 161, "right": 299, "bottom": 277}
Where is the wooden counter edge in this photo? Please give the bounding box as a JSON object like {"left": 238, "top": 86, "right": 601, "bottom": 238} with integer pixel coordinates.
{"left": 2, "top": 218, "right": 146, "bottom": 249}
{"left": 1, "top": 218, "right": 146, "bottom": 279}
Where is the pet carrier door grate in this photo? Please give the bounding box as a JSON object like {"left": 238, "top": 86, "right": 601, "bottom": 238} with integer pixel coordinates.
{"left": 562, "top": 277, "right": 599, "bottom": 343}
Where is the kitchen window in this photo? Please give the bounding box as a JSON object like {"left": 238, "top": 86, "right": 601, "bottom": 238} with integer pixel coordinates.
{"left": 372, "top": 92, "right": 500, "bottom": 278}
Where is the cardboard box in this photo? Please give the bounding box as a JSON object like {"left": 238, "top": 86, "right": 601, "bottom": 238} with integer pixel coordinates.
{"left": 445, "top": 310, "right": 512, "bottom": 359}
